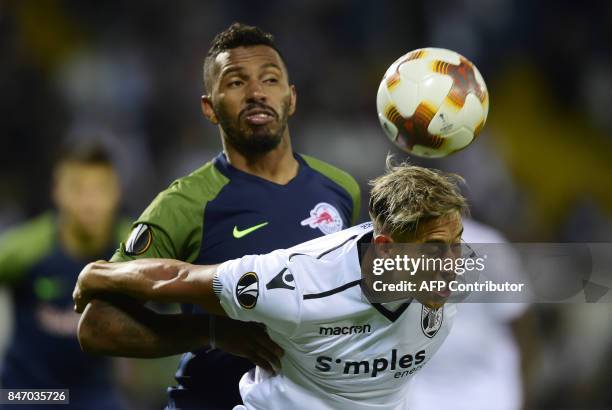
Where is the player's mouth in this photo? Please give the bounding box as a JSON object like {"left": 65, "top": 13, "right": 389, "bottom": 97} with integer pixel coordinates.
{"left": 242, "top": 107, "right": 276, "bottom": 126}
{"left": 434, "top": 281, "right": 452, "bottom": 298}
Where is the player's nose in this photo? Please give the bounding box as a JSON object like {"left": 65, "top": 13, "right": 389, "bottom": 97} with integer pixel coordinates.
{"left": 245, "top": 80, "right": 267, "bottom": 101}
{"left": 440, "top": 269, "right": 456, "bottom": 284}
{"left": 438, "top": 244, "right": 459, "bottom": 260}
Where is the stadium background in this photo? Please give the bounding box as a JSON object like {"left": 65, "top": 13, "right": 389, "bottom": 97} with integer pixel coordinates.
{"left": 0, "top": 0, "right": 611, "bottom": 408}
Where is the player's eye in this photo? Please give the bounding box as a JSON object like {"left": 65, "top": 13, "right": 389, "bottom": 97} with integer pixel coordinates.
{"left": 451, "top": 243, "right": 462, "bottom": 256}
{"left": 227, "top": 80, "right": 244, "bottom": 88}
{"left": 420, "top": 243, "right": 442, "bottom": 257}
{"left": 263, "top": 77, "right": 278, "bottom": 84}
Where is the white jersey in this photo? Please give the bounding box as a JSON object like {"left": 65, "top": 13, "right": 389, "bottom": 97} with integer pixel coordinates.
{"left": 214, "top": 222, "right": 455, "bottom": 410}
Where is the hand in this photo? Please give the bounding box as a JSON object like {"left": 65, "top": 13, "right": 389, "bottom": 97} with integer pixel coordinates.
{"left": 73, "top": 260, "right": 107, "bottom": 313}
{"left": 215, "top": 316, "right": 284, "bottom": 374}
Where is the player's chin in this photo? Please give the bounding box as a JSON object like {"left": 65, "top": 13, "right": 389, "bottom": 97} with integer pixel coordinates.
{"left": 424, "top": 292, "right": 450, "bottom": 309}
{"left": 245, "top": 127, "right": 283, "bottom": 147}
{"left": 77, "top": 217, "right": 110, "bottom": 236}
{"left": 247, "top": 125, "right": 276, "bottom": 137}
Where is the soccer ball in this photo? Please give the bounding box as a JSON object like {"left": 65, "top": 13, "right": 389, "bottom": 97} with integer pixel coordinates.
{"left": 376, "top": 48, "right": 489, "bottom": 158}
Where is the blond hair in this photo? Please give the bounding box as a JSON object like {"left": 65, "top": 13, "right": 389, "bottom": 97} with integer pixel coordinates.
{"left": 368, "top": 157, "right": 468, "bottom": 236}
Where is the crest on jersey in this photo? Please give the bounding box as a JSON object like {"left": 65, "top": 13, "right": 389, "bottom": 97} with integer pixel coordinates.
{"left": 125, "top": 224, "right": 152, "bottom": 256}
{"left": 300, "top": 202, "right": 343, "bottom": 235}
{"left": 266, "top": 268, "right": 295, "bottom": 291}
{"left": 421, "top": 305, "right": 444, "bottom": 338}
{"left": 236, "top": 272, "right": 259, "bottom": 309}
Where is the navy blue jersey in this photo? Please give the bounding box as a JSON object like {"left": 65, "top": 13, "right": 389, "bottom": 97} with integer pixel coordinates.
{"left": 113, "top": 152, "right": 361, "bottom": 409}
{"left": 0, "top": 213, "right": 129, "bottom": 410}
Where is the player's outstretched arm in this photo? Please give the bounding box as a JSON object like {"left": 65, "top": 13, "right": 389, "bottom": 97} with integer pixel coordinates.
{"left": 73, "top": 259, "right": 224, "bottom": 315}
{"left": 77, "top": 298, "right": 282, "bottom": 372}
{"left": 78, "top": 297, "right": 211, "bottom": 357}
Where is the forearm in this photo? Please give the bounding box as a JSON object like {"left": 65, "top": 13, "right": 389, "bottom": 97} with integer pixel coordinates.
{"left": 78, "top": 296, "right": 211, "bottom": 358}
{"left": 76, "top": 259, "right": 223, "bottom": 313}
{"left": 79, "top": 259, "right": 187, "bottom": 301}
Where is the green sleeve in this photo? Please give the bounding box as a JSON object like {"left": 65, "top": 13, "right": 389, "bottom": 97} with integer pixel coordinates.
{"left": 109, "top": 217, "right": 139, "bottom": 260}
{"left": 0, "top": 213, "right": 55, "bottom": 284}
{"left": 114, "top": 218, "right": 133, "bottom": 244}
{"left": 300, "top": 154, "right": 362, "bottom": 225}
{"left": 111, "top": 162, "right": 229, "bottom": 263}
{"left": 110, "top": 222, "right": 180, "bottom": 262}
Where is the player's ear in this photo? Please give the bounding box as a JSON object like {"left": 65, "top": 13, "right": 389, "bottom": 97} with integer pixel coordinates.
{"left": 201, "top": 95, "right": 219, "bottom": 124}
{"left": 288, "top": 85, "right": 297, "bottom": 116}
{"left": 374, "top": 234, "right": 394, "bottom": 244}
{"left": 373, "top": 234, "right": 394, "bottom": 258}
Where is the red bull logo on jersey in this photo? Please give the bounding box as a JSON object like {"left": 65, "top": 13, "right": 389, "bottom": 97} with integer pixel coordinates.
{"left": 301, "top": 202, "right": 343, "bottom": 235}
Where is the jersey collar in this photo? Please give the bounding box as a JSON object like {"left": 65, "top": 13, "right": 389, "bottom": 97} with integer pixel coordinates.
{"left": 213, "top": 152, "right": 307, "bottom": 187}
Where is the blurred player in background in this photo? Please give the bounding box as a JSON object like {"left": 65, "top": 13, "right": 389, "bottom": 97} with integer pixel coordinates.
{"left": 0, "top": 289, "right": 12, "bottom": 372}
{"left": 0, "top": 142, "right": 129, "bottom": 409}
{"left": 77, "top": 22, "right": 360, "bottom": 410}
{"left": 74, "top": 161, "right": 467, "bottom": 410}
{"left": 408, "top": 218, "right": 531, "bottom": 410}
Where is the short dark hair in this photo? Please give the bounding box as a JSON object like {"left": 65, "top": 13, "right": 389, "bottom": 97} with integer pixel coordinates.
{"left": 54, "top": 140, "right": 114, "bottom": 168}
{"left": 203, "top": 22, "right": 285, "bottom": 93}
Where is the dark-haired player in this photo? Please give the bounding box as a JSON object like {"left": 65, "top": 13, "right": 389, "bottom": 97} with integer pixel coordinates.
{"left": 0, "top": 142, "right": 129, "bottom": 409}
{"left": 77, "top": 23, "right": 360, "bottom": 409}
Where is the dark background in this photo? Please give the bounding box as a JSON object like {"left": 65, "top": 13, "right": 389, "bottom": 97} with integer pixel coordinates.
{"left": 1, "top": 1, "right": 611, "bottom": 408}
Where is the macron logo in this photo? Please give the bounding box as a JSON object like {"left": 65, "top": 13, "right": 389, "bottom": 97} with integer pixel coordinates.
{"left": 319, "top": 324, "right": 372, "bottom": 336}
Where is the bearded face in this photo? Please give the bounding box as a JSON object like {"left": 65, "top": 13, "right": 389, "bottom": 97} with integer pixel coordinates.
{"left": 206, "top": 45, "right": 296, "bottom": 157}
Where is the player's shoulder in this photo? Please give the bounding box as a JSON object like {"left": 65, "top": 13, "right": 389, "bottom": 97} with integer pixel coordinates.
{"left": 113, "top": 217, "right": 133, "bottom": 243}
{"left": 218, "top": 222, "right": 373, "bottom": 286}
{"left": 162, "top": 160, "right": 229, "bottom": 202}
{"left": 299, "top": 154, "right": 361, "bottom": 224}
{"left": 287, "top": 222, "right": 373, "bottom": 259}
{"left": 215, "top": 248, "right": 289, "bottom": 280}
{"left": 0, "top": 212, "right": 56, "bottom": 280}
{"left": 122, "top": 160, "right": 228, "bottom": 260}
{"left": 139, "top": 159, "right": 229, "bottom": 220}
{"left": 299, "top": 154, "right": 360, "bottom": 197}
{"left": 0, "top": 212, "right": 55, "bottom": 249}
{"left": 215, "top": 249, "right": 303, "bottom": 335}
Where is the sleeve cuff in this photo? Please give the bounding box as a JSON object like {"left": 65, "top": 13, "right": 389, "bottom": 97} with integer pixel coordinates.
{"left": 212, "top": 271, "right": 223, "bottom": 298}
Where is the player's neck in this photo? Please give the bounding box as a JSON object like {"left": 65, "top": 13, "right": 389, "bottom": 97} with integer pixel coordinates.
{"left": 224, "top": 134, "right": 298, "bottom": 185}
{"left": 360, "top": 243, "right": 416, "bottom": 306}
{"left": 58, "top": 215, "right": 112, "bottom": 259}
{"left": 359, "top": 245, "right": 384, "bottom": 302}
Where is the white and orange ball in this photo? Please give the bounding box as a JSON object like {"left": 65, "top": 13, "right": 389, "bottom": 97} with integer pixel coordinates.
{"left": 376, "top": 48, "right": 489, "bottom": 158}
